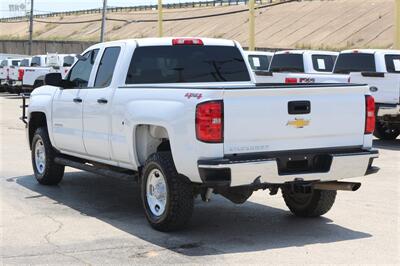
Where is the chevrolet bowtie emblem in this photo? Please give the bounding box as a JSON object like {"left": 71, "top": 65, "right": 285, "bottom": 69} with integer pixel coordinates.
{"left": 287, "top": 118, "right": 310, "bottom": 128}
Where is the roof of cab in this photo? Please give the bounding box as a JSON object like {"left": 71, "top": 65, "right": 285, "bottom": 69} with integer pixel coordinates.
{"left": 88, "top": 37, "right": 237, "bottom": 49}
{"left": 243, "top": 50, "right": 274, "bottom": 56}
{"left": 340, "top": 49, "right": 400, "bottom": 55}
{"left": 275, "top": 50, "right": 338, "bottom": 56}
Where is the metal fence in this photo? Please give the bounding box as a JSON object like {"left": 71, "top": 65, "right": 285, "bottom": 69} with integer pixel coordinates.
{"left": 0, "top": 0, "right": 279, "bottom": 22}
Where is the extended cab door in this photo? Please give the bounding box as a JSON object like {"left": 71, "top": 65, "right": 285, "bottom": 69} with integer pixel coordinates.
{"left": 52, "top": 49, "right": 99, "bottom": 154}
{"left": 82, "top": 46, "right": 121, "bottom": 160}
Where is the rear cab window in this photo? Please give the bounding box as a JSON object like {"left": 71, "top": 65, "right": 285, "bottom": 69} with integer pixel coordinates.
{"left": 248, "top": 55, "right": 271, "bottom": 71}
{"left": 334, "top": 53, "right": 376, "bottom": 74}
{"left": 312, "top": 55, "right": 336, "bottom": 72}
{"left": 269, "top": 53, "right": 304, "bottom": 73}
{"left": 125, "top": 45, "right": 250, "bottom": 84}
{"left": 385, "top": 54, "right": 400, "bottom": 73}
{"left": 1, "top": 60, "right": 7, "bottom": 67}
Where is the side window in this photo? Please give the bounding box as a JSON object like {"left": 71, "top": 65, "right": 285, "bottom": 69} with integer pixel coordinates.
{"left": 94, "top": 47, "right": 121, "bottom": 88}
{"left": 385, "top": 54, "right": 400, "bottom": 73}
{"left": 67, "top": 49, "right": 99, "bottom": 88}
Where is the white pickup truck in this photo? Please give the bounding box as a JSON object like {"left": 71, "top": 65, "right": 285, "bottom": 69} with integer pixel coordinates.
{"left": 333, "top": 49, "right": 400, "bottom": 140}
{"left": 21, "top": 54, "right": 76, "bottom": 92}
{"left": 8, "top": 58, "right": 31, "bottom": 94}
{"left": 244, "top": 51, "right": 273, "bottom": 71}
{"left": 253, "top": 50, "right": 348, "bottom": 84}
{"left": 0, "top": 58, "right": 21, "bottom": 91}
{"left": 25, "top": 38, "right": 379, "bottom": 231}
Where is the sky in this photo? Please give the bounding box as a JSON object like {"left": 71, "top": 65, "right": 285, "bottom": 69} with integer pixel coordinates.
{"left": 0, "top": 0, "right": 213, "bottom": 18}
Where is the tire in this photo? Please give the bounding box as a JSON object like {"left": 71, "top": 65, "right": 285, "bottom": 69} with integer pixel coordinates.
{"left": 6, "top": 85, "right": 13, "bottom": 94}
{"left": 282, "top": 188, "right": 336, "bottom": 217}
{"left": 373, "top": 121, "right": 400, "bottom": 140}
{"left": 141, "top": 152, "right": 194, "bottom": 231}
{"left": 14, "top": 87, "right": 22, "bottom": 95}
{"left": 33, "top": 80, "right": 43, "bottom": 89}
{"left": 31, "top": 127, "right": 65, "bottom": 185}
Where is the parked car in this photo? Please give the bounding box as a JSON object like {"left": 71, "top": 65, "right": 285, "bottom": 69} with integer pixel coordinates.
{"left": 20, "top": 53, "right": 77, "bottom": 92}
{"left": 25, "top": 38, "right": 378, "bottom": 231}
{"left": 0, "top": 58, "right": 21, "bottom": 92}
{"left": 253, "top": 50, "right": 346, "bottom": 83}
{"left": 8, "top": 57, "right": 31, "bottom": 94}
{"left": 244, "top": 51, "right": 273, "bottom": 71}
{"left": 334, "top": 49, "right": 400, "bottom": 140}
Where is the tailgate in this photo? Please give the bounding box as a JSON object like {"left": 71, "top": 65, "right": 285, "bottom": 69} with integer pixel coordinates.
{"left": 255, "top": 72, "right": 349, "bottom": 84}
{"left": 223, "top": 84, "right": 368, "bottom": 154}
{"left": 350, "top": 73, "right": 400, "bottom": 104}
{"left": 23, "top": 68, "right": 50, "bottom": 85}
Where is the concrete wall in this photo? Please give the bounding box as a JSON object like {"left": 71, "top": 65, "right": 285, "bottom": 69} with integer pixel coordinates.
{"left": 0, "top": 40, "right": 95, "bottom": 55}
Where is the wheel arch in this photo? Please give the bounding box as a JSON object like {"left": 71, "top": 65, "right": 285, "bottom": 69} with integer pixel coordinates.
{"left": 28, "top": 112, "right": 47, "bottom": 149}
{"left": 134, "top": 124, "right": 172, "bottom": 167}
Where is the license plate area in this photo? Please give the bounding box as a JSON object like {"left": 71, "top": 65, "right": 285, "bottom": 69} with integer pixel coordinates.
{"left": 277, "top": 154, "right": 332, "bottom": 175}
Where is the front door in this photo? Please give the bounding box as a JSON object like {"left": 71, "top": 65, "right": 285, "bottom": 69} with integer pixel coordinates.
{"left": 52, "top": 49, "right": 99, "bottom": 155}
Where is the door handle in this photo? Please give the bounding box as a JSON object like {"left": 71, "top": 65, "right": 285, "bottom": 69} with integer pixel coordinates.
{"left": 97, "top": 98, "right": 108, "bottom": 104}
{"left": 73, "top": 97, "right": 82, "bottom": 103}
{"left": 288, "top": 101, "right": 311, "bottom": 115}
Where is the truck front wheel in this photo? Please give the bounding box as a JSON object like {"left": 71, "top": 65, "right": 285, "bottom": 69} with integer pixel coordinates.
{"left": 282, "top": 188, "right": 336, "bottom": 217}
{"left": 373, "top": 121, "right": 400, "bottom": 140}
{"left": 31, "top": 127, "right": 65, "bottom": 185}
{"left": 141, "top": 152, "right": 194, "bottom": 231}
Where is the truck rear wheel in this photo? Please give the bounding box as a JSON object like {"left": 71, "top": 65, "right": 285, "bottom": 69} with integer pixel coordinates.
{"left": 373, "top": 122, "right": 400, "bottom": 140}
{"left": 141, "top": 152, "right": 194, "bottom": 231}
{"left": 31, "top": 127, "right": 65, "bottom": 185}
{"left": 282, "top": 188, "right": 336, "bottom": 217}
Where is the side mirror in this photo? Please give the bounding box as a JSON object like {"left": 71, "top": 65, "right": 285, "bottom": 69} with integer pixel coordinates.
{"left": 44, "top": 73, "right": 63, "bottom": 87}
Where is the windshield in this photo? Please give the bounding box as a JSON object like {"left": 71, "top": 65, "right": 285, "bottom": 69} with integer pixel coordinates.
{"left": 334, "top": 53, "right": 376, "bottom": 74}
{"left": 126, "top": 45, "right": 250, "bottom": 84}
{"left": 248, "top": 55, "right": 271, "bottom": 71}
{"left": 269, "top": 54, "right": 304, "bottom": 73}
{"left": 11, "top": 60, "right": 20, "bottom": 66}
{"left": 385, "top": 54, "right": 400, "bottom": 73}
{"left": 20, "top": 59, "right": 30, "bottom": 67}
{"left": 312, "top": 55, "right": 337, "bottom": 72}
{"left": 63, "top": 56, "right": 75, "bottom": 67}
{"left": 31, "top": 56, "right": 42, "bottom": 67}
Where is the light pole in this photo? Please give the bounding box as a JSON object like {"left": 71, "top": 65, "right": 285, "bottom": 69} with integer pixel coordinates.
{"left": 100, "top": 0, "right": 107, "bottom": 42}
{"left": 396, "top": 0, "right": 400, "bottom": 49}
{"left": 158, "top": 0, "right": 163, "bottom": 37}
{"left": 28, "top": 0, "right": 34, "bottom": 55}
{"left": 248, "top": 0, "right": 255, "bottom": 51}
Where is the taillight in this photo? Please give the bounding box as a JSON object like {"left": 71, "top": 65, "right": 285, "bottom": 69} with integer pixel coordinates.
{"left": 285, "top": 77, "right": 297, "bottom": 84}
{"left": 196, "top": 101, "right": 223, "bottom": 143}
{"left": 18, "top": 69, "right": 24, "bottom": 81}
{"left": 172, "top": 38, "right": 203, "bottom": 45}
{"left": 365, "top": 95, "right": 375, "bottom": 134}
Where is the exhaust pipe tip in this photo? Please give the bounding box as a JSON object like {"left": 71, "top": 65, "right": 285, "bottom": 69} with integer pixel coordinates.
{"left": 350, "top": 182, "right": 361, "bottom": 191}
{"left": 313, "top": 181, "right": 362, "bottom": 192}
